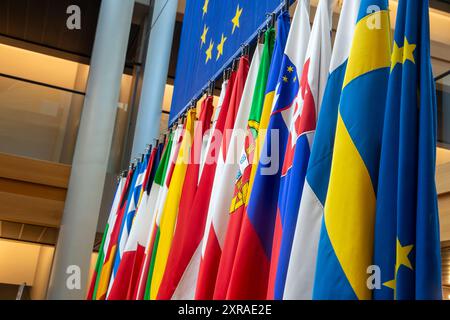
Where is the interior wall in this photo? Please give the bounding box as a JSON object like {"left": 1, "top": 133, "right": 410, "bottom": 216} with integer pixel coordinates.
{"left": 0, "top": 239, "right": 99, "bottom": 300}
{"left": 0, "top": 44, "right": 132, "bottom": 102}
{"left": 0, "top": 44, "right": 133, "bottom": 164}
{"left": 0, "top": 239, "right": 40, "bottom": 286}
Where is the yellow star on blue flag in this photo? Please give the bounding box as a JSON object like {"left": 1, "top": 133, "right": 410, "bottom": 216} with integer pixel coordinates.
{"left": 231, "top": 4, "right": 243, "bottom": 34}
{"left": 202, "top": 0, "right": 209, "bottom": 17}
{"left": 216, "top": 34, "right": 227, "bottom": 61}
{"left": 205, "top": 39, "right": 214, "bottom": 64}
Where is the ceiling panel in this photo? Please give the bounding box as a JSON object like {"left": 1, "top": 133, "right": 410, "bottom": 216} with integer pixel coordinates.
{"left": 0, "top": 220, "right": 102, "bottom": 249}
{"left": 21, "top": 224, "right": 46, "bottom": 242}
{"left": 0, "top": 0, "right": 141, "bottom": 66}
{"left": 1, "top": 221, "right": 22, "bottom": 239}
{"left": 442, "top": 246, "right": 450, "bottom": 287}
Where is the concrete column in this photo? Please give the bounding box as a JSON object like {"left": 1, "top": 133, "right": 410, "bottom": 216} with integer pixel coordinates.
{"left": 131, "top": 0, "right": 179, "bottom": 158}
{"left": 47, "top": 0, "right": 135, "bottom": 300}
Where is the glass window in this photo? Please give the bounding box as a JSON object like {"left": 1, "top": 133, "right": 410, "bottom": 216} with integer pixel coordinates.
{"left": 0, "top": 75, "right": 84, "bottom": 164}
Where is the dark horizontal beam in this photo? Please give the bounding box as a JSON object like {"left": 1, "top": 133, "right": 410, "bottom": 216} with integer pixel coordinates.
{"left": 0, "top": 72, "right": 86, "bottom": 96}
{"left": 430, "top": 0, "right": 450, "bottom": 12}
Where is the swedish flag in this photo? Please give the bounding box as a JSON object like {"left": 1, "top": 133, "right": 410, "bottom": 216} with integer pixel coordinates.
{"left": 313, "top": 0, "right": 391, "bottom": 300}
{"left": 373, "top": 0, "right": 442, "bottom": 300}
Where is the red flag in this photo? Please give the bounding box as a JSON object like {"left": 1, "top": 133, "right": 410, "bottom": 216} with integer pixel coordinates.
{"left": 156, "top": 96, "right": 214, "bottom": 299}
{"left": 196, "top": 56, "right": 250, "bottom": 300}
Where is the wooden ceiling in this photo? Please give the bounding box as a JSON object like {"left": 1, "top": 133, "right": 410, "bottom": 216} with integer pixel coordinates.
{"left": 0, "top": 0, "right": 142, "bottom": 68}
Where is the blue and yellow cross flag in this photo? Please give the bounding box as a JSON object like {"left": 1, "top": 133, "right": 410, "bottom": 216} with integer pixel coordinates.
{"left": 373, "top": 0, "right": 442, "bottom": 300}
{"left": 170, "top": 0, "right": 287, "bottom": 125}
{"left": 312, "top": 0, "right": 391, "bottom": 300}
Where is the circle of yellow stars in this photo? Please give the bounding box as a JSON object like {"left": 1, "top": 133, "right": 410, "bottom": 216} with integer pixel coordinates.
{"left": 200, "top": 1, "right": 244, "bottom": 64}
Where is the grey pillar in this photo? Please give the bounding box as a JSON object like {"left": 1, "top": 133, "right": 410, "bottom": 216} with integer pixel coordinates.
{"left": 131, "top": 0, "right": 178, "bottom": 158}
{"left": 47, "top": 0, "right": 135, "bottom": 300}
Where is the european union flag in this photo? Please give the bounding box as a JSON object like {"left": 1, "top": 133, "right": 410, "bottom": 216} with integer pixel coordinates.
{"left": 373, "top": 0, "right": 442, "bottom": 300}
{"left": 170, "top": 0, "right": 287, "bottom": 125}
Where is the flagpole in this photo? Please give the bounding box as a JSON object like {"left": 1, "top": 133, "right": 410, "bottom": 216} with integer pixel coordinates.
{"left": 131, "top": 0, "right": 179, "bottom": 160}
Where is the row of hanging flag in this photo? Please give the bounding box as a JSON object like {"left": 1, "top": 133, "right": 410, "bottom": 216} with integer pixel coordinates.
{"left": 88, "top": 0, "right": 442, "bottom": 300}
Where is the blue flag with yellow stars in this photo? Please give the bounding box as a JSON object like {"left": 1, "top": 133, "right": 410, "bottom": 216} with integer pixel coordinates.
{"left": 170, "top": 0, "right": 286, "bottom": 124}
{"left": 373, "top": 0, "right": 442, "bottom": 300}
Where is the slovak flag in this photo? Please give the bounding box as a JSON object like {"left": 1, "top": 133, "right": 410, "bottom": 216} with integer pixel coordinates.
{"left": 268, "top": 0, "right": 333, "bottom": 300}
{"left": 226, "top": 4, "right": 309, "bottom": 299}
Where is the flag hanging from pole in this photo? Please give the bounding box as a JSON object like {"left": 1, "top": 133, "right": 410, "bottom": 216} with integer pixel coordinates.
{"left": 373, "top": 0, "right": 442, "bottom": 300}
{"left": 94, "top": 167, "right": 136, "bottom": 300}
{"left": 225, "top": 10, "right": 294, "bottom": 300}
{"left": 228, "top": 28, "right": 275, "bottom": 229}
{"left": 107, "top": 154, "right": 149, "bottom": 297}
{"left": 126, "top": 142, "right": 164, "bottom": 300}
{"left": 157, "top": 77, "right": 235, "bottom": 300}
{"left": 87, "top": 175, "right": 126, "bottom": 300}
{"left": 107, "top": 146, "right": 158, "bottom": 300}
{"left": 269, "top": 0, "right": 324, "bottom": 300}
{"left": 157, "top": 96, "right": 214, "bottom": 300}
{"left": 313, "top": 0, "right": 391, "bottom": 300}
{"left": 139, "top": 126, "right": 183, "bottom": 300}
{"left": 284, "top": 0, "right": 360, "bottom": 300}
{"left": 133, "top": 134, "right": 176, "bottom": 300}
{"left": 196, "top": 56, "right": 250, "bottom": 300}
{"left": 218, "top": 28, "right": 276, "bottom": 300}
{"left": 149, "top": 109, "right": 196, "bottom": 300}
{"left": 212, "top": 44, "right": 263, "bottom": 300}
{"left": 165, "top": 78, "right": 235, "bottom": 300}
